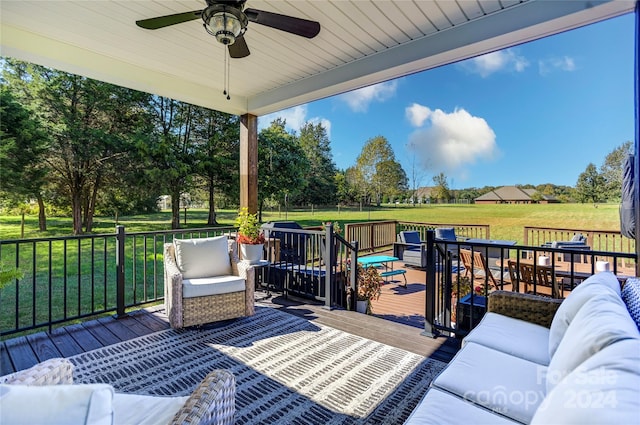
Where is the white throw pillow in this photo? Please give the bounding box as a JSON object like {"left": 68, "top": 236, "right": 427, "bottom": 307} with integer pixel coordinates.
{"left": 174, "top": 236, "right": 232, "bottom": 279}
{"left": 548, "top": 272, "right": 620, "bottom": 359}
{"left": 546, "top": 291, "right": 640, "bottom": 393}
{"left": 532, "top": 339, "right": 640, "bottom": 425}
{"left": 0, "top": 383, "right": 114, "bottom": 425}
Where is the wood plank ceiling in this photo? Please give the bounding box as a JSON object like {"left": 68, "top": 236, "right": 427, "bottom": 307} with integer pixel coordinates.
{"left": 0, "top": 1, "right": 634, "bottom": 117}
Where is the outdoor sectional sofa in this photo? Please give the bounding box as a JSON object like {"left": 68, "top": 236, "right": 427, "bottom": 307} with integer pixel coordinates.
{"left": 405, "top": 271, "right": 640, "bottom": 424}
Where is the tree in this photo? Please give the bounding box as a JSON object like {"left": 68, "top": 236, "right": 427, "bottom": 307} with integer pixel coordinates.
{"left": 355, "top": 136, "right": 407, "bottom": 206}
{"left": 192, "top": 108, "right": 239, "bottom": 225}
{"left": 600, "top": 141, "right": 632, "bottom": 202}
{"left": 0, "top": 86, "right": 50, "bottom": 231}
{"left": 334, "top": 170, "right": 354, "bottom": 206}
{"left": 345, "top": 165, "right": 367, "bottom": 209}
{"left": 3, "top": 62, "right": 151, "bottom": 234}
{"left": 139, "top": 96, "right": 196, "bottom": 229}
{"left": 406, "top": 146, "right": 428, "bottom": 206}
{"left": 431, "top": 172, "right": 451, "bottom": 202}
{"left": 297, "top": 121, "right": 337, "bottom": 205}
{"left": 374, "top": 160, "right": 408, "bottom": 204}
{"left": 575, "top": 163, "right": 605, "bottom": 204}
{"left": 257, "top": 119, "right": 309, "bottom": 220}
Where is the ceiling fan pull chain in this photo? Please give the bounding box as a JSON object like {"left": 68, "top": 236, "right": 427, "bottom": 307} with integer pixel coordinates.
{"left": 226, "top": 48, "right": 231, "bottom": 100}
{"left": 223, "top": 48, "right": 228, "bottom": 98}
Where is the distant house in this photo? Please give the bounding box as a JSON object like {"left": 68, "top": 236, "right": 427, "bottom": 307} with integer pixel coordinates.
{"left": 474, "top": 186, "right": 558, "bottom": 204}
{"left": 414, "top": 187, "right": 435, "bottom": 202}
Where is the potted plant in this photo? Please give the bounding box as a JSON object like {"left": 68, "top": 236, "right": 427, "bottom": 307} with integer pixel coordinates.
{"left": 235, "top": 207, "right": 265, "bottom": 264}
{"left": 322, "top": 221, "right": 342, "bottom": 235}
{"left": 355, "top": 263, "right": 382, "bottom": 314}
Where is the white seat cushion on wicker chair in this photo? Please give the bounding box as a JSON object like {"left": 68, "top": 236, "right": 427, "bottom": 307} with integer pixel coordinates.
{"left": 183, "top": 276, "right": 246, "bottom": 298}
{"left": 174, "top": 236, "right": 231, "bottom": 279}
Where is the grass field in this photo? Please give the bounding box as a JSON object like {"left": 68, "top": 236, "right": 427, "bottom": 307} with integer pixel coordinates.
{"left": 0, "top": 202, "right": 623, "bottom": 244}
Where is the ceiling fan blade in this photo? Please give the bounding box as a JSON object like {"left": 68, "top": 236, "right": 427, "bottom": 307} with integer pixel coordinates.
{"left": 136, "top": 10, "right": 202, "bottom": 30}
{"left": 228, "top": 34, "right": 250, "bottom": 58}
{"left": 244, "top": 8, "right": 320, "bottom": 38}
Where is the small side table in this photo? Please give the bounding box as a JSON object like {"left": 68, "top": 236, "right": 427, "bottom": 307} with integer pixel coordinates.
{"left": 251, "top": 260, "right": 272, "bottom": 299}
{"left": 456, "top": 293, "right": 487, "bottom": 332}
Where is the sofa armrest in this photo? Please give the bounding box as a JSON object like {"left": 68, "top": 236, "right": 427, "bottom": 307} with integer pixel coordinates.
{"left": 164, "top": 243, "right": 184, "bottom": 328}
{"left": 488, "top": 290, "right": 563, "bottom": 328}
{"left": 169, "top": 369, "right": 236, "bottom": 425}
{"left": 0, "top": 358, "right": 74, "bottom": 385}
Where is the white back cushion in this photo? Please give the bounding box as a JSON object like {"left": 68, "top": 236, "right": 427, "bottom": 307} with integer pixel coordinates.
{"left": 0, "top": 384, "right": 114, "bottom": 425}
{"left": 548, "top": 272, "right": 620, "bottom": 358}
{"left": 546, "top": 291, "right": 640, "bottom": 393}
{"left": 533, "top": 339, "right": 640, "bottom": 424}
{"left": 174, "top": 236, "right": 231, "bottom": 279}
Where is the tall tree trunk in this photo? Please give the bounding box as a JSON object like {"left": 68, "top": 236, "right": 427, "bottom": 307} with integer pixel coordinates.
{"left": 85, "top": 173, "right": 102, "bottom": 233}
{"left": 207, "top": 177, "right": 217, "bottom": 225}
{"left": 71, "top": 190, "right": 83, "bottom": 235}
{"left": 258, "top": 198, "right": 264, "bottom": 223}
{"left": 171, "top": 190, "right": 181, "bottom": 229}
{"left": 36, "top": 194, "right": 47, "bottom": 231}
{"left": 82, "top": 187, "right": 90, "bottom": 229}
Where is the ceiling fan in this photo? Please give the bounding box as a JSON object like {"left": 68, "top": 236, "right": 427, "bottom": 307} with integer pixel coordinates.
{"left": 136, "top": 0, "right": 321, "bottom": 59}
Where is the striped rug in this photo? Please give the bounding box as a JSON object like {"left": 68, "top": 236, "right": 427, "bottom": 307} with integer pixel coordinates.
{"left": 69, "top": 306, "right": 446, "bottom": 424}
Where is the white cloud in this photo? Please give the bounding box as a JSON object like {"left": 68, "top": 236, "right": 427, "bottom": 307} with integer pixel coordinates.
{"left": 257, "top": 105, "right": 331, "bottom": 139}
{"left": 538, "top": 56, "right": 577, "bottom": 75}
{"left": 339, "top": 80, "right": 398, "bottom": 112}
{"left": 461, "top": 49, "right": 529, "bottom": 78}
{"left": 406, "top": 105, "right": 498, "bottom": 174}
{"left": 258, "top": 105, "right": 308, "bottom": 132}
{"left": 406, "top": 103, "right": 432, "bottom": 127}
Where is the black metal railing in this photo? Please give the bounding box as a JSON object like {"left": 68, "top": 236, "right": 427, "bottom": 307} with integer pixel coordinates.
{"left": 262, "top": 224, "right": 357, "bottom": 309}
{"left": 421, "top": 231, "right": 637, "bottom": 338}
{"left": 0, "top": 226, "right": 234, "bottom": 337}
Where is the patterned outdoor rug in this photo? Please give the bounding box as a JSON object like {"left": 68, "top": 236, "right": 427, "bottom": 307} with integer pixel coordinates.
{"left": 69, "top": 306, "right": 446, "bottom": 424}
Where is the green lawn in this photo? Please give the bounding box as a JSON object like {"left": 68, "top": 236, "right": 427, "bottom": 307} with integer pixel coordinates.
{"left": 0, "top": 202, "right": 622, "bottom": 244}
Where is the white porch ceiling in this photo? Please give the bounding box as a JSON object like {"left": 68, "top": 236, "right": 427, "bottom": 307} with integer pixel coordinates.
{"left": 1, "top": 1, "right": 634, "bottom": 117}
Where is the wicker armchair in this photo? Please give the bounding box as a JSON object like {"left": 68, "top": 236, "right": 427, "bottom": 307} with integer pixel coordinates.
{"left": 164, "top": 236, "right": 255, "bottom": 329}
{"left": 0, "top": 358, "right": 236, "bottom": 425}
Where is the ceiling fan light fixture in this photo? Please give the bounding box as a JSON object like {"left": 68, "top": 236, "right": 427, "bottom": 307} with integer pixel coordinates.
{"left": 203, "top": 6, "right": 246, "bottom": 46}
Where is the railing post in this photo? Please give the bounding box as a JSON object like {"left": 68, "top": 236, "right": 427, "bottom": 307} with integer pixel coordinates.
{"left": 422, "top": 230, "right": 438, "bottom": 338}
{"left": 444, "top": 253, "right": 453, "bottom": 329}
{"left": 115, "top": 225, "right": 127, "bottom": 318}
{"left": 350, "top": 241, "right": 358, "bottom": 311}
{"left": 323, "top": 223, "right": 333, "bottom": 310}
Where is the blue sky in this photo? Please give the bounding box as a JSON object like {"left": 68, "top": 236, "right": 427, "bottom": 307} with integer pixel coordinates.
{"left": 259, "top": 12, "right": 635, "bottom": 190}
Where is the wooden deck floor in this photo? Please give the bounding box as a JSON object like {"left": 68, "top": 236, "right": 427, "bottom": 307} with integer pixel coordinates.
{"left": 1, "top": 279, "right": 457, "bottom": 376}
{"left": 1, "top": 251, "right": 458, "bottom": 376}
